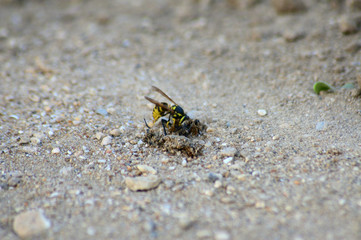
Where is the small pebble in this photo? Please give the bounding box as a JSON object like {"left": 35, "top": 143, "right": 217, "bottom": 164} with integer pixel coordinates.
{"left": 181, "top": 159, "right": 187, "bottom": 167}
{"left": 255, "top": 201, "right": 266, "bottom": 209}
{"left": 19, "top": 136, "right": 30, "bottom": 145}
{"left": 283, "top": 30, "right": 304, "bottom": 42}
{"left": 272, "top": 135, "right": 280, "bottom": 140}
{"left": 96, "top": 108, "right": 108, "bottom": 116}
{"left": 97, "top": 159, "right": 106, "bottom": 164}
{"left": 59, "top": 166, "right": 73, "bottom": 176}
{"left": 7, "top": 173, "right": 23, "bottom": 187}
{"left": 106, "top": 107, "right": 116, "bottom": 115}
{"left": 13, "top": 210, "right": 51, "bottom": 238}
{"left": 226, "top": 185, "right": 236, "bottom": 195}
{"left": 230, "top": 128, "right": 238, "bottom": 134}
{"left": 44, "top": 106, "right": 52, "bottom": 112}
{"left": 215, "top": 230, "right": 231, "bottom": 240}
{"left": 143, "top": 221, "right": 156, "bottom": 232}
{"left": 196, "top": 229, "right": 212, "bottom": 239}
{"left": 203, "top": 189, "right": 214, "bottom": 197}
{"left": 86, "top": 226, "right": 96, "bottom": 236}
{"left": 136, "top": 165, "right": 157, "bottom": 175}
{"left": 29, "top": 94, "right": 40, "bottom": 102}
{"left": 30, "top": 137, "right": 41, "bottom": 145}
{"left": 338, "top": 199, "right": 346, "bottom": 206}
{"left": 208, "top": 172, "right": 222, "bottom": 182}
{"left": 206, "top": 127, "right": 215, "bottom": 133}
{"left": 163, "top": 180, "right": 175, "bottom": 189}
{"left": 109, "top": 129, "right": 121, "bottom": 137}
{"left": 51, "top": 147, "right": 60, "bottom": 154}
{"left": 125, "top": 175, "right": 161, "bottom": 191}
{"left": 161, "top": 158, "right": 169, "bottom": 164}
{"left": 21, "top": 146, "right": 38, "bottom": 154}
{"left": 219, "top": 147, "right": 237, "bottom": 157}
{"left": 257, "top": 109, "right": 267, "bottom": 116}
{"left": 95, "top": 132, "right": 105, "bottom": 140}
{"left": 214, "top": 180, "right": 222, "bottom": 188}
{"left": 9, "top": 114, "right": 19, "bottom": 120}
{"left": 339, "top": 15, "right": 358, "bottom": 35}
{"left": 178, "top": 214, "right": 196, "bottom": 230}
{"left": 101, "top": 136, "right": 112, "bottom": 146}
{"left": 316, "top": 121, "right": 327, "bottom": 131}
{"left": 223, "top": 157, "right": 233, "bottom": 164}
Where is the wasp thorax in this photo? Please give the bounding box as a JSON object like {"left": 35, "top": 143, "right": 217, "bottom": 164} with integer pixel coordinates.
{"left": 173, "top": 105, "right": 184, "bottom": 115}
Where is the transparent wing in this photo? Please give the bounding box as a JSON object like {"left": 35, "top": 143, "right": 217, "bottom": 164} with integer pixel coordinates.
{"left": 144, "top": 96, "right": 174, "bottom": 114}
{"left": 151, "top": 86, "right": 177, "bottom": 105}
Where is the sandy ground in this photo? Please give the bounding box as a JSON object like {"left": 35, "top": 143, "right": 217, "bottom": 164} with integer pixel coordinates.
{"left": 1, "top": 0, "right": 361, "bottom": 239}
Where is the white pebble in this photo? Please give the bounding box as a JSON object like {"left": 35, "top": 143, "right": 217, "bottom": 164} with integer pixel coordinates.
{"left": 223, "top": 157, "right": 233, "bottom": 164}
{"left": 125, "top": 175, "right": 161, "bottom": 191}
{"left": 272, "top": 135, "right": 280, "bottom": 140}
{"left": 51, "top": 147, "right": 60, "bottom": 154}
{"left": 215, "top": 230, "right": 230, "bottom": 240}
{"left": 95, "top": 132, "right": 105, "bottom": 140}
{"left": 181, "top": 159, "right": 187, "bottom": 167}
{"left": 214, "top": 180, "right": 222, "bottom": 188}
{"left": 109, "top": 129, "right": 121, "bottom": 137}
{"left": 101, "top": 136, "right": 112, "bottom": 146}
{"left": 203, "top": 189, "right": 214, "bottom": 197}
{"left": 10, "top": 114, "right": 19, "bottom": 120}
{"left": 136, "top": 165, "right": 157, "bottom": 175}
{"left": 255, "top": 201, "right": 266, "bottom": 209}
{"left": 257, "top": 109, "right": 267, "bottom": 116}
{"left": 219, "top": 147, "right": 237, "bottom": 157}
{"left": 107, "top": 107, "right": 116, "bottom": 115}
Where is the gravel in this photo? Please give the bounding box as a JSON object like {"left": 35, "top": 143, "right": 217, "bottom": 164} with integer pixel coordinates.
{"left": 1, "top": 0, "right": 360, "bottom": 239}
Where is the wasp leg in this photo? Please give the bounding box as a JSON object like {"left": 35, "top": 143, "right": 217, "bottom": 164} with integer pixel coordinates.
{"left": 144, "top": 118, "right": 151, "bottom": 129}
{"left": 161, "top": 119, "right": 168, "bottom": 136}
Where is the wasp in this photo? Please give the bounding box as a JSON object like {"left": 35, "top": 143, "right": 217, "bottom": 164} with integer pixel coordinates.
{"left": 144, "top": 86, "right": 189, "bottom": 135}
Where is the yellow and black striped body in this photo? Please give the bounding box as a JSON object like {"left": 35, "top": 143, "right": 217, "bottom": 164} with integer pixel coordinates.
{"left": 165, "top": 105, "right": 188, "bottom": 130}
{"left": 152, "top": 102, "right": 169, "bottom": 124}
{"left": 144, "top": 86, "right": 190, "bottom": 135}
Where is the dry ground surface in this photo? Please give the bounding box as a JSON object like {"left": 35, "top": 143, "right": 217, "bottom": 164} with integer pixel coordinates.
{"left": 1, "top": 0, "right": 361, "bottom": 239}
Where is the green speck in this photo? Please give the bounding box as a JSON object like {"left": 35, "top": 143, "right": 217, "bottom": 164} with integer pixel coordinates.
{"left": 313, "top": 82, "right": 332, "bottom": 95}
{"left": 341, "top": 83, "right": 354, "bottom": 89}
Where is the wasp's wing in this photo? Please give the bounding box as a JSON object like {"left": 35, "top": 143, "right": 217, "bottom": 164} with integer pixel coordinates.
{"left": 144, "top": 96, "right": 174, "bottom": 114}
{"left": 151, "top": 86, "right": 177, "bottom": 105}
